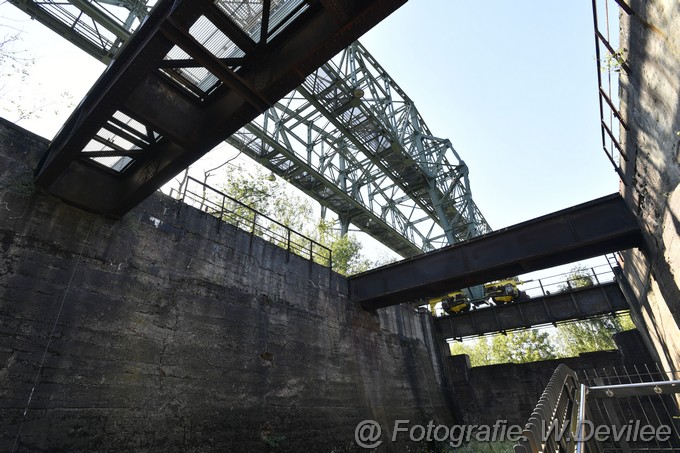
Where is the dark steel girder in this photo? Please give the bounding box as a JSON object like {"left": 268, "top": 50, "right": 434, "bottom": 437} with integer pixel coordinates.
{"left": 349, "top": 194, "right": 643, "bottom": 310}
{"left": 434, "top": 281, "right": 629, "bottom": 339}
{"left": 34, "top": 0, "right": 408, "bottom": 217}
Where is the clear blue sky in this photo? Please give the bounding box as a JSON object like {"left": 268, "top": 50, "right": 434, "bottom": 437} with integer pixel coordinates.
{"left": 1, "top": 0, "right": 619, "bottom": 270}
{"left": 360, "top": 0, "right": 618, "bottom": 229}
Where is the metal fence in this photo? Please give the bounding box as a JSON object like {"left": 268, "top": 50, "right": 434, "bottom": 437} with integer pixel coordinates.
{"left": 170, "top": 176, "right": 332, "bottom": 267}
{"left": 518, "top": 255, "right": 619, "bottom": 300}
{"left": 576, "top": 364, "right": 680, "bottom": 452}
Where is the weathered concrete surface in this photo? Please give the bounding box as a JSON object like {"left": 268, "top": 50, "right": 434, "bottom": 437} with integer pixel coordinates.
{"left": 446, "top": 330, "right": 653, "bottom": 426}
{"left": 449, "top": 351, "right": 620, "bottom": 426}
{"left": 0, "top": 119, "right": 452, "bottom": 452}
{"left": 618, "top": 0, "right": 680, "bottom": 371}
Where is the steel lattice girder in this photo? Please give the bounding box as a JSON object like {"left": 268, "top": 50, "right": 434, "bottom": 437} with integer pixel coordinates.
{"left": 228, "top": 42, "right": 491, "bottom": 257}
{"left": 33, "top": 0, "right": 408, "bottom": 216}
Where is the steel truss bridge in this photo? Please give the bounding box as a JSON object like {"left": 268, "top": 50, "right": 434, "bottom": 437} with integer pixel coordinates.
{"left": 228, "top": 42, "right": 491, "bottom": 256}
{"left": 11, "top": 0, "right": 490, "bottom": 258}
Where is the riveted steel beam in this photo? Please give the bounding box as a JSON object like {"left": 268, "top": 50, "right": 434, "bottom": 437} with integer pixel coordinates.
{"left": 349, "top": 194, "right": 643, "bottom": 310}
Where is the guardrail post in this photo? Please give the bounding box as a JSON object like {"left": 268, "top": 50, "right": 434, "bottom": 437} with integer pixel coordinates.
{"left": 592, "top": 267, "right": 600, "bottom": 285}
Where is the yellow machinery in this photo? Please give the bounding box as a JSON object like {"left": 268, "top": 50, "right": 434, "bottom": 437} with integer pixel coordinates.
{"left": 428, "top": 290, "right": 470, "bottom": 315}
{"left": 428, "top": 279, "right": 529, "bottom": 316}
{"left": 483, "top": 279, "right": 526, "bottom": 304}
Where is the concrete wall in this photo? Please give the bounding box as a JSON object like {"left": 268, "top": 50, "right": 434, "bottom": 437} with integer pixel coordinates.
{"left": 618, "top": 0, "right": 680, "bottom": 371}
{"left": 0, "top": 119, "right": 452, "bottom": 452}
{"left": 446, "top": 330, "right": 653, "bottom": 426}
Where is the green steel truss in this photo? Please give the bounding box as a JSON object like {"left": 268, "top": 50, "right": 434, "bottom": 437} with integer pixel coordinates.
{"left": 228, "top": 42, "right": 491, "bottom": 257}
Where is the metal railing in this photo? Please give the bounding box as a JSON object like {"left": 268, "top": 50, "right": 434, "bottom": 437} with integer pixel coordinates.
{"left": 592, "top": 0, "right": 634, "bottom": 183}
{"left": 517, "top": 255, "right": 619, "bottom": 300}
{"left": 515, "top": 364, "right": 582, "bottom": 453}
{"left": 516, "top": 364, "right": 680, "bottom": 452}
{"left": 576, "top": 365, "right": 680, "bottom": 453}
{"left": 170, "top": 176, "right": 332, "bottom": 267}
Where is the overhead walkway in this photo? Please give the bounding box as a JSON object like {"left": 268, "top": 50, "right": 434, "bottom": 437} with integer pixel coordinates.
{"left": 349, "top": 194, "right": 643, "bottom": 310}
{"left": 32, "top": 0, "right": 407, "bottom": 217}
{"left": 8, "top": 0, "right": 152, "bottom": 63}
{"left": 433, "top": 258, "right": 631, "bottom": 339}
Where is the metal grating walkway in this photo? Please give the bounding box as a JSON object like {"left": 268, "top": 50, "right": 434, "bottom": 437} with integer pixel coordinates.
{"left": 32, "top": 0, "right": 407, "bottom": 217}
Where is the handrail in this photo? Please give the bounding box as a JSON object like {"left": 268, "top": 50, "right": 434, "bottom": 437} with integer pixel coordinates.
{"left": 516, "top": 255, "right": 619, "bottom": 300}
{"left": 514, "top": 364, "right": 581, "bottom": 453}
{"left": 517, "top": 364, "right": 680, "bottom": 452}
{"left": 170, "top": 176, "right": 332, "bottom": 268}
{"left": 429, "top": 254, "right": 621, "bottom": 316}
